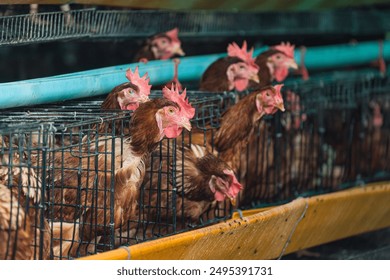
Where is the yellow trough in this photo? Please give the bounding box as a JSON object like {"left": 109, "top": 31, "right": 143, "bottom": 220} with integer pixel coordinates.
{"left": 79, "top": 182, "right": 390, "bottom": 260}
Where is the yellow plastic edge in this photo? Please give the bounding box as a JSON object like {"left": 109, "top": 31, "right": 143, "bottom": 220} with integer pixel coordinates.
{"left": 79, "top": 182, "right": 390, "bottom": 260}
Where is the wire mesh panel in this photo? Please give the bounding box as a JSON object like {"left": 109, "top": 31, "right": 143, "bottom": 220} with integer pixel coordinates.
{"left": 0, "top": 8, "right": 95, "bottom": 45}
{"left": 0, "top": 122, "right": 54, "bottom": 260}
{"left": 0, "top": 108, "right": 131, "bottom": 259}
{"left": 0, "top": 7, "right": 390, "bottom": 45}
{"left": 46, "top": 115, "right": 128, "bottom": 259}
{"left": 238, "top": 70, "right": 390, "bottom": 209}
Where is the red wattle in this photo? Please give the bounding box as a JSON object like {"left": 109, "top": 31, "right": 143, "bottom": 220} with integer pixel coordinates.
{"left": 163, "top": 125, "right": 183, "bottom": 138}
{"left": 234, "top": 79, "right": 249, "bottom": 91}
{"left": 274, "top": 67, "right": 289, "bottom": 82}
{"left": 214, "top": 191, "right": 226, "bottom": 202}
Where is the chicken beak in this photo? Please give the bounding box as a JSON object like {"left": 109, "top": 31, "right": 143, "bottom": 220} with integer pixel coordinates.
{"left": 174, "top": 45, "right": 185, "bottom": 56}
{"left": 230, "top": 197, "right": 237, "bottom": 207}
{"left": 287, "top": 59, "right": 298, "bottom": 70}
{"left": 276, "top": 103, "right": 285, "bottom": 112}
{"left": 181, "top": 118, "right": 192, "bottom": 131}
{"left": 250, "top": 74, "right": 260, "bottom": 84}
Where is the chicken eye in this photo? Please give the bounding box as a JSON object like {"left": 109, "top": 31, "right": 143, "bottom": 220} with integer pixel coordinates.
{"left": 128, "top": 89, "right": 134, "bottom": 94}
{"left": 239, "top": 65, "right": 245, "bottom": 69}
{"left": 266, "top": 91, "right": 270, "bottom": 97}
{"left": 276, "top": 55, "right": 281, "bottom": 60}
{"left": 168, "top": 107, "right": 175, "bottom": 114}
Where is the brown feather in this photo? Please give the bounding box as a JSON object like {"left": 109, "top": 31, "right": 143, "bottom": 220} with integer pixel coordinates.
{"left": 117, "top": 142, "right": 234, "bottom": 245}
{"left": 200, "top": 57, "right": 244, "bottom": 92}
{"left": 257, "top": 49, "right": 282, "bottom": 86}
{"left": 97, "top": 82, "right": 140, "bottom": 137}
{"left": 248, "top": 49, "right": 284, "bottom": 89}
{"left": 185, "top": 87, "right": 274, "bottom": 173}
{"left": 187, "top": 87, "right": 276, "bottom": 214}
{"left": 0, "top": 184, "right": 34, "bottom": 260}
{"left": 101, "top": 82, "right": 140, "bottom": 111}
{"left": 0, "top": 137, "right": 50, "bottom": 260}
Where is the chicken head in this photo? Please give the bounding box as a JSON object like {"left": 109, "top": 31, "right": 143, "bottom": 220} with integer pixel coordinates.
{"left": 102, "top": 66, "right": 151, "bottom": 111}
{"left": 156, "top": 84, "right": 195, "bottom": 139}
{"left": 268, "top": 42, "right": 298, "bottom": 82}
{"left": 227, "top": 41, "right": 260, "bottom": 91}
{"left": 256, "top": 84, "right": 286, "bottom": 115}
{"left": 151, "top": 28, "right": 185, "bottom": 60}
{"left": 209, "top": 169, "right": 242, "bottom": 206}
{"left": 227, "top": 62, "right": 260, "bottom": 91}
{"left": 121, "top": 66, "right": 152, "bottom": 110}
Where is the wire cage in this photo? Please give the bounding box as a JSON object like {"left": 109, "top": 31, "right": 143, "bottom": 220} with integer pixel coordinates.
{"left": 0, "top": 91, "right": 237, "bottom": 259}
{"left": 39, "top": 92, "right": 237, "bottom": 248}
{"left": 238, "top": 69, "right": 390, "bottom": 209}
{"left": 0, "top": 108, "right": 132, "bottom": 259}
{"left": 0, "top": 122, "right": 54, "bottom": 260}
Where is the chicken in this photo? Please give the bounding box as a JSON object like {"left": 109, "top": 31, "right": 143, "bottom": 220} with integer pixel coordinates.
{"left": 101, "top": 66, "right": 151, "bottom": 111}
{"left": 200, "top": 41, "right": 260, "bottom": 92}
{"left": 117, "top": 142, "right": 243, "bottom": 244}
{"left": 191, "top": 85, "right": 285, "bottom": 172}
{"left": 98, "top": 66, "right": 152, "bottom": 137}
{"left": 114, "top": 86, "right": 241, "bottom": 244}
{"left": 173, "top": 145, "right": 242, "bottom": 223}
{"left": 251, "top": 42, "right": 298, "bottom": 88}
{"left": 187, "top": 85, "right": 285, "bottom": 218}
{"left": 42, "top": 66, "right": 150, "bottom": 150}
{"left": 134, "top": 28, "right": 185, "bottom": 63}
{"left": 363, "top": 99, "right": 390, "bottom": 177}
{"left": 50, "top": 85, "right": 194, "bottom": 258}
{"left": 0, "top": 135, "right": 50, "bottom": 260}
{"left": 332, "top": 96, "right": 390, "bottom": 185}
{"left": 0, "top": 184, "right": 34, "bottom": 260}
{"left": 240, "top": 43, "right": 304, "bottom": 205}
{"left": 250, "top": 41, "right": 301, "bottom": 150}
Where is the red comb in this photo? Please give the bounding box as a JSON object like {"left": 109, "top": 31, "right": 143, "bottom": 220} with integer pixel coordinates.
{"left": 227, "top": 40, "right": 259, "bottom": 72}
{"left": 272, "top": 42, "right": 295, "bottom": 58}
{"left": 165, "top": 28, "right": 180, "bottom": 43}
{"left": 163, "top": 83, "right": 195, "bottom": 119}
{"left": 125, "top": 66, "right": 152, "bottom": 96}
{"left": 274, "top": 84, "right": 284, "bottom": 94}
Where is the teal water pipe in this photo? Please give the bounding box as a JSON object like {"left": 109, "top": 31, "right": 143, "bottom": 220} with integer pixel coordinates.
{"left": 0, "top": 40, "right": 389, "bottom": 110}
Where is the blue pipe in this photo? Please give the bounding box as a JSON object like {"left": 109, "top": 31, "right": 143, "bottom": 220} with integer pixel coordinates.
{"left": 296, "top": 40, "right": 390, "bottom": 70}
{"left": 0, "top": 40, "right": 389, "bottom": 110}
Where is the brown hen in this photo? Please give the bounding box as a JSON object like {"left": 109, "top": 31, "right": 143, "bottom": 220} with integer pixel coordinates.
{"left": 133, "top": 28, "right": 185, "bottom": 62}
